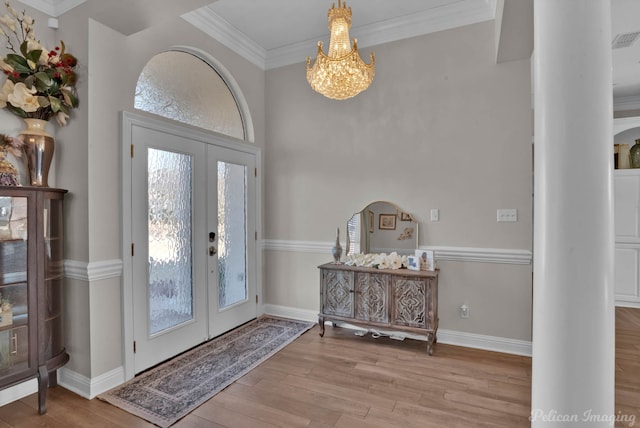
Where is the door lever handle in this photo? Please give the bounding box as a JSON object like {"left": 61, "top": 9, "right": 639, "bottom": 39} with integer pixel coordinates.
{"left": 209, "top": 246, "right": 217, "bottom": 256}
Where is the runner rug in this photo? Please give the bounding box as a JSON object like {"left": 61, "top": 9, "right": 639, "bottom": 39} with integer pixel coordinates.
{"left": 98, "top": 316, "right": 314, "bottom": 427}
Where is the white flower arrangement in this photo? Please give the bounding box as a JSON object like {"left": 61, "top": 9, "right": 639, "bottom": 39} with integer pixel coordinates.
{"left": 344, "top": 252, "right": 408, "bottom": 270}
{"left": 0, "top": 0, "right": 79, "bottom": 125}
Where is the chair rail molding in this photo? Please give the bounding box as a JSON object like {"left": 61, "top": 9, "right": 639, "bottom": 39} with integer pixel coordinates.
{"left": 263, "top": 239, "right": 532, "bottom": 265}
{"left": 64, "top": 259, "right": 123, "bottom": 282}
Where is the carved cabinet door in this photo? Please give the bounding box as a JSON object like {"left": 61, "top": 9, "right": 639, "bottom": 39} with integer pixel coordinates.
{"left": 391, "top": 277, "right": 429, "bottom": 329}
{"left": 321, "top": 269, "right": 354, "bottom": 318}
{"left": 355, "top": 272, "right": 389, "bottom": 324}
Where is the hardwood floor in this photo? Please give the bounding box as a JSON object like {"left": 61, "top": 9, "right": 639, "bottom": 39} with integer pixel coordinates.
{"left": 0, "top": 307, "right": 638, "bottom": 427}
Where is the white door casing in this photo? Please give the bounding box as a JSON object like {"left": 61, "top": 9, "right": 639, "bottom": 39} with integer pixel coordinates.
{"left": 121, "top": 111, "right": 262, "bottom": 379}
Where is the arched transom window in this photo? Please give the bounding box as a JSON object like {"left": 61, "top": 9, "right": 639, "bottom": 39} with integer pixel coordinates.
{"left": 135, "top": 50, "right": 245, "bottom": 140}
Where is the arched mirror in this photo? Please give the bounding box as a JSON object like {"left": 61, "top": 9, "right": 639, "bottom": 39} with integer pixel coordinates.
{"left": 346, "top": 201, "right": 418, "bottom": 255}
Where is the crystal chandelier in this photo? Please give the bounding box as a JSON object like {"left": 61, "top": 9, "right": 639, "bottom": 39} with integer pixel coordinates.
{"left": 306, "top": 0, "right": 375, "bottom": 100}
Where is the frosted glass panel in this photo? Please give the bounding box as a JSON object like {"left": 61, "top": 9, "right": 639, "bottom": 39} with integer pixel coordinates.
{"left": 218, "top": 161, "right": 247, "bottom": 308}
{"left": 135, "top": 51, "right": 244, "bottom": 140}
{"left": 148, "top": 148, "right": 194, "bottom": 334}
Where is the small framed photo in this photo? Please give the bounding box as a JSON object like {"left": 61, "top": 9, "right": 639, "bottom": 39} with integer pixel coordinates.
{"left": 400, "top": 212, "right": 413, "bottom": 221}
{"left": 415, "top": 249, "right": 436, "bottom": 271}
{"left": 379, "top": 214, "right": 397, "bottom": 230}
{"left": 407, "top": 255, "right": 420, "bottom": 271}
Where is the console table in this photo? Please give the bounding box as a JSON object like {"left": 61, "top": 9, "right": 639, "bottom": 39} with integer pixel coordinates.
{"left": 318, "top": 263, "right": 439, "bottom": 355}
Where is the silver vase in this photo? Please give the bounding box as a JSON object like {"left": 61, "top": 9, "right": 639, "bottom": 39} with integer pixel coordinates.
{"left": 20, "top": 118, "right": 54, "bottom": 187}
{"left": 331, "top": 227, "right": 343, "bottom": 263}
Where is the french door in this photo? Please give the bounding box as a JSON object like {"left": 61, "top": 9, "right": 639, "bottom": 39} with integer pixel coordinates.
{"left": 129, "top": 120, "right": 257, "bottom": 374}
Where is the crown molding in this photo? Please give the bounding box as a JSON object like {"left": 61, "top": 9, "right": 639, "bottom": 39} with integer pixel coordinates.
{"left": 614, "top": 95, "right": 640, "bottom": 112}
{"left": 268, "top": 0, "right": 496, "bottom": 70}
{"left": 18, "top": 0, "right": 86, "bottom": 17}
{"left": 181, "top": 8, "right": 267, "bottom": 70}
{"left": 185, "top": 0, "right": 495, "bottom": 71}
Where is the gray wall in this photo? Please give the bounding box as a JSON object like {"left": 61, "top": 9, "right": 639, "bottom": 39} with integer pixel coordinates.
{"left": 0, "top": 4, "right": 532, "bottom": 382}
{"left": 264, "top": 21, "right": 534, "bottom": 341}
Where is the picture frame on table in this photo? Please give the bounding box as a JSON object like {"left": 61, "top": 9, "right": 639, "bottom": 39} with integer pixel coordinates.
{"left": 407, "top": 255, "right": 420, "bottom": 271}
{"left": 415, "top": 249, "right": 436, "bottom": 271}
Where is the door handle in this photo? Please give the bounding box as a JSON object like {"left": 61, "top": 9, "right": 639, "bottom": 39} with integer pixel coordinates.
{"left": 209, "top": 246, "right": 217, "bottom": 256}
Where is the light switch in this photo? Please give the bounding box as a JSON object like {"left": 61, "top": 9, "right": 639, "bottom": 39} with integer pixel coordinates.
{"left": 430, "top": 209, "right": 439, "bottom": 222}
{"left": 497, "top": 209, "right": 517, "bottom": 222}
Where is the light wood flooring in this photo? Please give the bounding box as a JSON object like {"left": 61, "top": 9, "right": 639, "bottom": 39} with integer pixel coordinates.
{"left": 0, "top": 307, "right": 638, "bottom": 427}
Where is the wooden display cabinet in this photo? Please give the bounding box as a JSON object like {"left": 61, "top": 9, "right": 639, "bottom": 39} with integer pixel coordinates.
{"left": 0, "top": 186, "right": 68, "bottom": 414}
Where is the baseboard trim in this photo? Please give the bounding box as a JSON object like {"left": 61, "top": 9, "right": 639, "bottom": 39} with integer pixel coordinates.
{"left": 58, "top": 366, "right": 125, "bottom": 399}
{"left": 615, "top": 300, "right": 640, "bottom": 309}
{"left": 437, "top": 329, "right": 532, "bottom": 357}
{"left": 263, "top": 304, "right": 318, "bottom": 323}
{"left": 263, "top": 304, "right": 532, "bottom": 357}
{"left": 0, "top": 379, "right": 37, "bottom": 407}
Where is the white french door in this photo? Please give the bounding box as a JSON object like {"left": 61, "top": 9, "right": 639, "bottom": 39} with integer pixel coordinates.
{"left": 207, "top": 145, "right": 257, "bottom": 338}
{"left": 129, "top": 119, "right": 257, "bottom": 374}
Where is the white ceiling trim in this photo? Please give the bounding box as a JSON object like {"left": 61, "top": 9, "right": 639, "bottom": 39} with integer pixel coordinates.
{"left": 614, "top": 95, "right": 640, "bottom": 112}
{"left": 268, "top": 0, "right": 495, "bottom": 70}
{"left": 18, "top": 0, "right": 86, "bottom": 17}
{"left": 185, "top": 0, "right": 496, "bottom": 71}
{"left": 182, "top": 8, "right": 268, "bottom": 70}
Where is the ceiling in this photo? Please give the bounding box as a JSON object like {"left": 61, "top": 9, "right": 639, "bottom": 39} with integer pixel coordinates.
{"left": 16, "top": 0, "right": 640, "bottom": 108}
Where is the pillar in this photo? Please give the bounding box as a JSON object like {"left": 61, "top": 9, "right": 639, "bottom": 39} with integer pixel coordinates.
{"left": 532, "top": 0, "right": 615, "bottom": 426}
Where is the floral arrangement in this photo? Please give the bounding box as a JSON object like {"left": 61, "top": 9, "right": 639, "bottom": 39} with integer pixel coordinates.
{"left": 0, "top": 132, "right": 23, "bottom": 156}
{"left": 0, "top": 0, "right": 78, "bottom": 126}
{"left": 344, "top": 252, "right": 408, "bottom": 270}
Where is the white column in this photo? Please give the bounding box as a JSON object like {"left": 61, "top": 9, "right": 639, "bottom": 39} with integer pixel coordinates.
{"left": 532, "top": 1, "right": 615, "bottom": 426}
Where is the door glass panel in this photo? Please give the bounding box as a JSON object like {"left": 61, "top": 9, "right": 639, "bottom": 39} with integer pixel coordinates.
{"left": 135, "top": 51, "right": 244, "bottom": 140}
{"left": 148, "top": 148, "right": 194, "bottom": 335}
{"left": 217, "top": 161, "right": 247, "bottom": 309}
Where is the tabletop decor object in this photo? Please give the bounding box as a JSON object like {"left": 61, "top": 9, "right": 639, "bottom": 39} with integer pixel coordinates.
{"left": 0, "top": 133, "right": 22, "bottom": 185}
{"left": 631, "top": 139, "right": 640, "bottom": 168}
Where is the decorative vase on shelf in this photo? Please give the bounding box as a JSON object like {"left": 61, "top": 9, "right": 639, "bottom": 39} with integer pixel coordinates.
{"left": 631, "top": 139, "right": 640, "bottom": 169}
{"left": 331, "top": 227, "right": 343, "bottom": 264}
{"left": 20, "top": 118, "right": 54, "bottom": 187}
{"left": 619, "top": 144, "right": 631, "bottom": 169}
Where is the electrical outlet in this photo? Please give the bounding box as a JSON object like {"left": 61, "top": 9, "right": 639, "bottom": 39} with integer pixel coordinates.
{"left": 430, "top": 209, "right": 439, "bottom": 222}
{"left": 497, "top": 209, "right": 517, "bottom": 222}
{"left": 460, "top": 305, "right": 469, "bottom": 318}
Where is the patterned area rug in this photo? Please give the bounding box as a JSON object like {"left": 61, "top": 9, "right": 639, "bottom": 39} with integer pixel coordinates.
{"left": 98, "top": 316, "right": 314, "bottom": 427}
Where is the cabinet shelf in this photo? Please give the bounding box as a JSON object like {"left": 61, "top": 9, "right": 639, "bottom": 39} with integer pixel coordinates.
{"left": 614, "top": 168, "right": 640, "bottom": 176}
{"left": 0, "top": 275, "right": 27, "bottom": 287}
{"left": 0, "top": 316, "right": 28, "bottom": 332}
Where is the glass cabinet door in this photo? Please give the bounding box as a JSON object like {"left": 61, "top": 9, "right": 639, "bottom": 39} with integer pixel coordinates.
{"left": 0, "top": 195, "right": 30, "bottom": 377}
{"left": 43, "top": 195, "right": 65, "bottom": 359}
